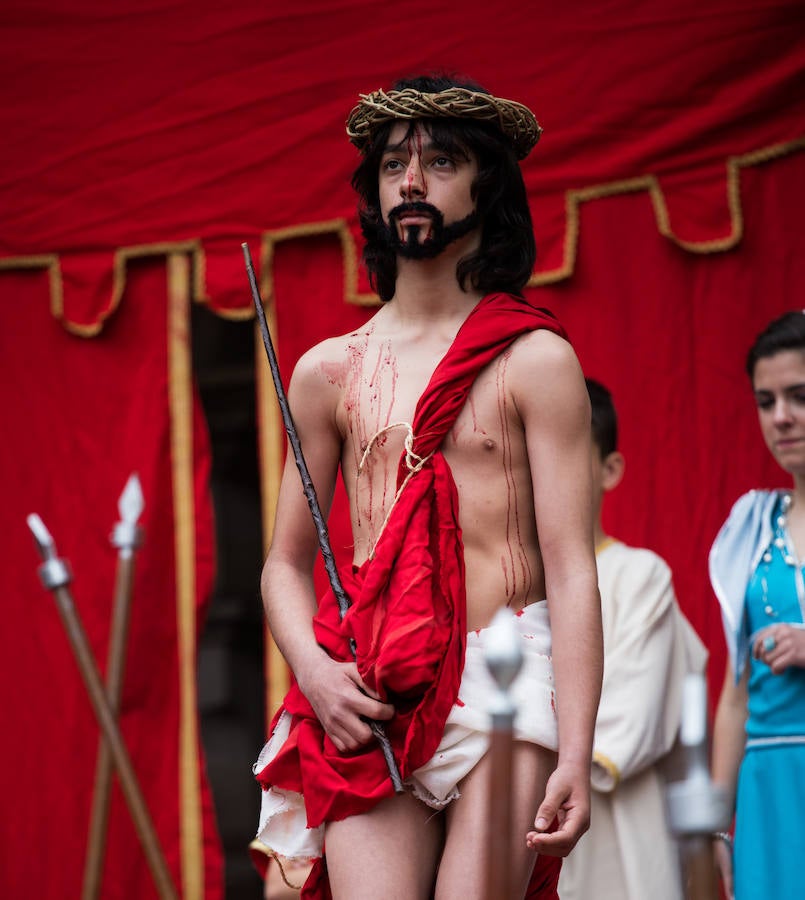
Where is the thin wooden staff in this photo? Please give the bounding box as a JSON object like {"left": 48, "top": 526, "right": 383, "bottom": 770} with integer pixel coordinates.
{"left": 483, "top": 609, "right": 524, "bottom": 900}
{"left": 82, "top": 475, "right": 145, "bottom": 900}
{"left": 242, "top": 242, "right": 403, "bottom": 792}
{"left": 27, "top": 514, "right": 178, "bottom": 900}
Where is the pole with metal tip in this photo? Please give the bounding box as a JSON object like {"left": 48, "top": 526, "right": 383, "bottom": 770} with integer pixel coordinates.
{"left": 484, "top": 608, "right": 524, "bottom": 900}
{"left": 26, "top": 513, "right": 178, "bottom": 900}
{"left": 666, "top": 674, "right": 731, "bottom": 900}
{"left": 82, "top": 475, "right": 145, "bottom": 900}
{"left": 242, "top": 242, "right": 403, "bottom": 792}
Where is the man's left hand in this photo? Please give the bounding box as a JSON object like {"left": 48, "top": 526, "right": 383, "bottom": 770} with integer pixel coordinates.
{"left": 525, "top": 762, "right": 590, "bottom": 857}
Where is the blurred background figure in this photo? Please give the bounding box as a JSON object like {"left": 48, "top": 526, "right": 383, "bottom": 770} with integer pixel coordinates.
{"left": 710, "top": 312, "right": 805, "bottom": 900}
{"left": 558, "top": 379, "right": 707, "bottom": 900}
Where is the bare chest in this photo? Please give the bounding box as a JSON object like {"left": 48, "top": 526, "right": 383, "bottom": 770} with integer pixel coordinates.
{"left": 331, "top": 336, "right": 525, "bottom": 497}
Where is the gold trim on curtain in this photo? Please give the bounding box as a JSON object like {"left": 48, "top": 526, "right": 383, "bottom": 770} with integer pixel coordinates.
{"left": 529, "top": 135, "right": 805, "bottom": 286}
{"left": 1, "top": 136, "right": 802, "bottom": 326}
{"left": 167, "top": 252, "right": 204, "bottom": 900}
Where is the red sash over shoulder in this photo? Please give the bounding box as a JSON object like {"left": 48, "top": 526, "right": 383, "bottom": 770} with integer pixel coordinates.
{"left": 255, "top": 293, "right": 567, "bottom": 898}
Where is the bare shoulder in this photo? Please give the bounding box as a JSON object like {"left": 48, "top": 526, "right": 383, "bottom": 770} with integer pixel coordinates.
{"left": 290, "top": 317, "right": 378, "bottom": 392}
{"left": 506, "top": 329, "right": 587, "bottom": 418}
{"left": 508, "top": 328, "right": 579, "bottom": 374}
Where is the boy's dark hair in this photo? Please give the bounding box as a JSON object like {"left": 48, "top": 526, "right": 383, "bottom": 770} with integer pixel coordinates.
{"left": 746, "top": 311, "right": 805, "bottom": 379}
{"left": 351, "top": 73, "right": 537, "bottom": 302}
{"left": 586, "top": 378, "right": 618, "bottom": 459}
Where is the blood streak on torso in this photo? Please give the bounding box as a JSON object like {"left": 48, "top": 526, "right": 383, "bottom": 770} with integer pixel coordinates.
{"left": 338, "top": 329, "right": 403, "bottom": 549}
{"left": 329, "top": 324, "right": 543, "bottom": 630}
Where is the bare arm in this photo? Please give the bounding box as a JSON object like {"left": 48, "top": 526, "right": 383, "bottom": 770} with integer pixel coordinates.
{"left": 710, "top": 659, "right": 747, "bottom": 896}
{"left": 514, "top": 332, "right": 603, "bottom": 856}
{"left": 712, "top": 659, "right": 748, "bottom": 807}
{"left": 261, "top": 347, "right": 393, "bottom": 751}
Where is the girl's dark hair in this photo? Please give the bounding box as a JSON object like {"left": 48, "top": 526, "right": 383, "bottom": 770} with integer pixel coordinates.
{"left": 351, "top": 74, "right": 537, "bottom": 302}
{"left": 746, "top": 311, "right": 805, "bottom": 379}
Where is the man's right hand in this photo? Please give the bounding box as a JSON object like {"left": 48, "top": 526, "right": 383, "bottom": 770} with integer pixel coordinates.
{"left": 298, "top": 657, "right": 395, "bottom": 752}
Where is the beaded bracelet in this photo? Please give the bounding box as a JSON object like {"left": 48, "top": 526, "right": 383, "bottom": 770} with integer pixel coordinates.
{"left": 713, "top": 831, "right": 734, "bottom": 852}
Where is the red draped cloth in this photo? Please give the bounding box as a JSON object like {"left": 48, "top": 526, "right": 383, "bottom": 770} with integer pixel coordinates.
{"left": 255, "top": 292, "right": 568, "bottom": 897}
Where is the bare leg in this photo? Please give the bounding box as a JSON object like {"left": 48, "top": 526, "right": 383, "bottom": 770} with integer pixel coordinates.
{"left": 435, "top": 742, "right": 556, "bottom": 900}
{"left": 325, "top": 791, "right": 444, "bottom": 900}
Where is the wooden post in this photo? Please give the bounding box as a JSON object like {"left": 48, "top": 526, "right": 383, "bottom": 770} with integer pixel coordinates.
{"left": 484, "top": 609, "right": 524, "bottom": 900}
{"left": 666, "top": 674, "right": 730, "bottom": 900}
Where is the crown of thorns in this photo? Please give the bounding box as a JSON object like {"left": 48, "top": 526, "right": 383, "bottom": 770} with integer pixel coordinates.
{"left": 346, "top": 87, "right": 542, "bottom": 160}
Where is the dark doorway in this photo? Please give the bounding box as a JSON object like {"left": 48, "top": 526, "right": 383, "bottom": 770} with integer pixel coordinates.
{"left": 193, "top": 302, "right": 266, "bottom": 899}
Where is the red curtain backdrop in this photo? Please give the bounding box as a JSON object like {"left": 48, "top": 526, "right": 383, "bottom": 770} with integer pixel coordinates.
{"left": 0, "top": 1, "right": 803, "bottom": 897}
{"left": 0, "top": 260, "right": 222, "bottom": 899}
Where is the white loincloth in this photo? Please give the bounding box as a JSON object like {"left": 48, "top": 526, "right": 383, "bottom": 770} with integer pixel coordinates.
{"left": 252, "top": 600, "right": 557, "bottom": 860}
{"left": 408, "top": 600, "right": 557, "bottom": 807}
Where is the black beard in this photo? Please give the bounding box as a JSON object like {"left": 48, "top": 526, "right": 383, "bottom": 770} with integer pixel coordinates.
{"left": 382, "top": 201, "right": 480, "bottom": 260}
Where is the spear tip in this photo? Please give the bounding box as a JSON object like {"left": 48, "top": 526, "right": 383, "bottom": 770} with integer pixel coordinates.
{"left": 118, "top": 474, "right": 144, "bottom": 524}
{"left": 26, "top": 513, "right": 55, "bottom": 560}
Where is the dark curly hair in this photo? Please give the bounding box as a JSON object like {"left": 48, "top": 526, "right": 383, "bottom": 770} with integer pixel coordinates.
{"left": 351, "top": 74, "right": 537, "bottom": 302}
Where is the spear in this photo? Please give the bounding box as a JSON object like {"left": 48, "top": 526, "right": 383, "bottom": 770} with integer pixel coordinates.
{"left": 27, "top": 513, "right": 178, "bottom": 900}
{"left": 82, "top": 475, "right": 145, "bottom": 900}
{"left": 242, "top": 242, "right": 403, "bottom": 792}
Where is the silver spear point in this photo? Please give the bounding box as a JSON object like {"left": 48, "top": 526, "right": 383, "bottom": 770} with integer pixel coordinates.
{"left": 26, "top": 513, "right": 72, "bottom": 589}
{"left": 111, "top": 473, "right": 144, "bottom": 557}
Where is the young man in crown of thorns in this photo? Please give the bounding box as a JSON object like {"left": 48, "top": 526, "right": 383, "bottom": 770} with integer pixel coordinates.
{"left": 251, "top": 73, "right": 603, "bottom": 900}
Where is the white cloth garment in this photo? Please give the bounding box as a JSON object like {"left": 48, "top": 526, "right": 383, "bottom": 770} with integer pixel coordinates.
{"left": 558, "top": 541, "right": 708, "bottom": 900}
{"left": 409, "top": 600, "right": 557, "bottom": 807}
{"left": 251, "top": 601, "right": 557, "bottom": 862}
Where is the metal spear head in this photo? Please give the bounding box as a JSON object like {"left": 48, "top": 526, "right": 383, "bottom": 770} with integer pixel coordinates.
{"left": 484, "top": 607, "right": 524, "bottom": 693}
{"left": 112, "top": 474, "right": 145, "bottom": 552}
{"left": 118, "top": 474, "right": 144, "bottom": 525}
{"left": 26, "top": 513, "right": 72, "bottom": 589}
{"left": 27, "top": 512, "right": 56, "bottom": 561}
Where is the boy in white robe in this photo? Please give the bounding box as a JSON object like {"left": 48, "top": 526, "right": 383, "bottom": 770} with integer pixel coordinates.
{"left": 558, "top": 380, "right": 708, "bottom": 900}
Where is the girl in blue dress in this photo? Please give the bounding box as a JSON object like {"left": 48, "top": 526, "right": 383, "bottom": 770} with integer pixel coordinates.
{"left": 709, "top": 311, "right": 805, "bottom": 900}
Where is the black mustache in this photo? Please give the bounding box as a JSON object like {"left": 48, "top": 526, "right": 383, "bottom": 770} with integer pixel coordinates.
{"left": 389, "top": 201, "right": 441, "bottom": 220}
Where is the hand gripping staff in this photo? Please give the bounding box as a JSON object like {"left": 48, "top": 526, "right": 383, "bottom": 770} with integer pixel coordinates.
{"left": 242, "top": 243, "right": 404, "bottom": 793}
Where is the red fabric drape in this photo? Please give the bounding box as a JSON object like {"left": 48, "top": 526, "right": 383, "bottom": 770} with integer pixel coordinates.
{"left": 256, "top": 295, "right": 565, "bottom": 821}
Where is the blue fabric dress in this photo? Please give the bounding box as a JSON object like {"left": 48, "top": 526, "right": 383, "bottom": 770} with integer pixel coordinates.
{"left": 732, "top": 495, "right": 805, "bottom": 900}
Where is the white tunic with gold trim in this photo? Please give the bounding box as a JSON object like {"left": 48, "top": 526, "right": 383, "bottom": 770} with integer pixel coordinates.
{"left": 558, "top": 540, "right": 708, "bottom": 900}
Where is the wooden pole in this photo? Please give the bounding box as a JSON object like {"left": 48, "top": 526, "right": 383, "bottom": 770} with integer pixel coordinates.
{"left": 82, "top": 476, "right": 144, "bottom": 900}
{"left": 484, "top": 609, "right": 523, "bottom": 900}
{"left": 678, "top": 836, "right": 720, "bottom": 900}
{"left": 486, "top": 726, "right": 515, "bottom": 899}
